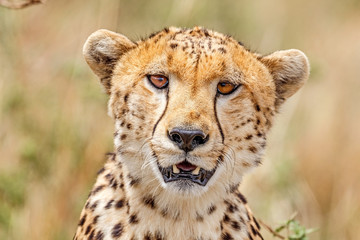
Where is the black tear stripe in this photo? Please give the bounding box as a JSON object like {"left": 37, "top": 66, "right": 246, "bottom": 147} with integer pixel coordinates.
{"left": 214, "top": 95, "right": 225, "bottom": 143}
{"left": 152, "top": 90, "right": 169, "bottom": 136}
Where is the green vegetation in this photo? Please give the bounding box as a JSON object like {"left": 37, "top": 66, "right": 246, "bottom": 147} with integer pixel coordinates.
{"left": 274, "top": 213, "right": 317, "bottom": 240}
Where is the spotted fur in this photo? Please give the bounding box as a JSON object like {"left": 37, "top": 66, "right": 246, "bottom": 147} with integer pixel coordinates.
{"left": 74, "top": 26, "right": 309, "bottom": 240}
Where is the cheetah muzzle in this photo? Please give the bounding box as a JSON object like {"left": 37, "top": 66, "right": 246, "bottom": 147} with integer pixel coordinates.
{"left": 159, "top": 128, "right": 216, "bottom": 186}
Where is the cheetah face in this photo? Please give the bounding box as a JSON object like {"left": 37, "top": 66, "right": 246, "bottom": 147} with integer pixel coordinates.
{"left": 83, "top": 27, "right": 309, "bottom": 196}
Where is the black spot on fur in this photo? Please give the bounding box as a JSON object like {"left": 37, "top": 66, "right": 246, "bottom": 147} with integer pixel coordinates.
{"left": 89, "top": 229, "right": 95, "bottom": 239}
{"left": 122, "top": 108, "right": 129, "bottom": 115}
{"left": 255, "top": 104, "right": 261, "bottom": 111}
{"left": 208, "top": 41, "right": 212, "bottom": 50}
{"left": 223, "top": 214, "right": 231, "bottom": 223}
{"left": 111, "top": 222, "right": 123, "bottom": 238}
{"left": 170, "top": 43, "right": 178, "bottom": 49}
{"left": 121, "top": 134, "right": 127, "bottom": 140}
{"left": 236, "top": 192, "right": 248, "bottom": 204}
{"left": 91, "top": 185, "right": 105, "bottom": 195}
{"left": 228, "top": 204, "right": 239, "bottom": 213}
{"left": 105, "top": 173, "right": 113, "bottom": 181}
{"left": 155, "top": 231, "right": 164, "bottom": 240}
{"left": 231, "top": 220, "right": 241, "bottom": 230}
{"left": 79, "top": 214, "right": 86, "bottom": 226}
{"left": 253, "top": 217, "right": 261, "bottom": 230}
{"left": 126, "top": 200, "right": 130, "bottom": 214}
{"left": 90, "top": 201, "right": 99, "bottom": 211}
{"left": 85, "top": 225, "right": 92, "bottom": 235}
{"left": 144, "top": 232, "right": 152, "bottom": 240}
{"left": 129, "top": 213, "right": 139, "bottom": 224}
{"left": 229, "top": 184, "right": 239, "bottom": 193}
{"left": 95, "top": 231, "right": 104, "bottom": 240}
{"left": 239, "top": 216, "right": 246, "bottom": 224}
{"left": 203, "top": 29, "right": 210, "bottom": 37}
{"left": 218, "top": 47, "right": 227, "bottom": 54}
{"left": 217, "top": 155, "right": 224, "bottom": 163}
{"left": 105, "top": 200, "right": 114, "bottom": 209}
{"left": 160, "top": 208, "right": 168, "bottom": 218}
{"left": 124, "top": 93, "right": 129, "bottom": 103}
{"left": 107, "top": 152, "right": 117, "bottom": 161}
{"left": 148, "top": 31, "right": 161, "bottom": 39}
{"left": 251, "top": 224, "right": 258, "bottom": 235}
{"left": 115, "top": 199, "right": 125, "bottom": 209}
{"left": 93, "top": 215, "right": 99, "bottom": 224}
{"left": 225, "top": 201, "right": 238, "bottom": 213}
{"left": 196, "top": 212, "right": 204, "bottom": 222}
{"left": 97, "top": 167, "right": 105, "bottom": 175}
{"left": 208, "top": 204, "right": 217, "bottom": 215}
{"left": 221, "top": 232, "right": 234, "bottom": 240}
{"left": 245, "top": 134, "right": 253, "bottom": 140}
{"left": 248, "top": 146, "right": 257, "bottom": 153}
{"left": 128, "top": 175, "right": 140, "bottom": 187}
{"left": 111, "top": 180, "right": 118, "bottom": 189}
{"left": 143, "top": 196, "right": 156, "bottom": 209}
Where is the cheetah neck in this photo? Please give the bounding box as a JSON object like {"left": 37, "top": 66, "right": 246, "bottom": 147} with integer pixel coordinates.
{"left": 119, "top": 154, "right": 251, "bottom": 240}
{"left": 75, "top": 155, "right": 259, "bottom": 240}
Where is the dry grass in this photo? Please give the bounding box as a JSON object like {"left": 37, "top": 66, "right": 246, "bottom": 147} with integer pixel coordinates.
{"left": 0, "top": 0, "right": 359, "bottom": 239}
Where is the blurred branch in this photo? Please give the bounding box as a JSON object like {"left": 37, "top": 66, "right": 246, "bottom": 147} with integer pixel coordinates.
{"left": 0, "top": 0, "right": 45, "bottom": 9}
{"left": 259, "top": 219, "right": 286, "bottom": 239}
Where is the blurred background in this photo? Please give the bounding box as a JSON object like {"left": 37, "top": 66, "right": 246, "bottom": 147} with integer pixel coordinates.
{"left": 0, "top": 0, "right": 359, "bottom": 239}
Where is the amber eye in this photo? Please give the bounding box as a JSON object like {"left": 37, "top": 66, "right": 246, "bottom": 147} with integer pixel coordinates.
{"left": 147, "top": 75, "right": 169, "bottom": 89}
{"left": 217, "top": 82, "right": 237, "bottom": 95}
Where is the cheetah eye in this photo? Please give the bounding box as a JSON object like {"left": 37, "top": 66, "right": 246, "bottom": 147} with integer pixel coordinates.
{"left": 217, "top": 82, "right": 238, "bottom": 95}
{"left": 147, "top": 75, "right": 169, "bottom": 89}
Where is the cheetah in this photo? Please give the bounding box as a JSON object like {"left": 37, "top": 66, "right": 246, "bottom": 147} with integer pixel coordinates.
{"left": 74, "top": 26, "right": 309, "bottom": 240}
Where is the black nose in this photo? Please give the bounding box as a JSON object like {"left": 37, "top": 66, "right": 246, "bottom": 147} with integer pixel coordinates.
{"left": 168, "top": 128, "right": 209, "bottom": 152}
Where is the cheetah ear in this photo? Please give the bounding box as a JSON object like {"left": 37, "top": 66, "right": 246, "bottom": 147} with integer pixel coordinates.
{"left": 83, "top": 29, "right": 137, "bottom": 94}
{"left": 259, "top": 49, "right": 310, "bottom": 108}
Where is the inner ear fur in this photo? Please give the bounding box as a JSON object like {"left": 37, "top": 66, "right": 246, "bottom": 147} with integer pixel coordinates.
{"left": 259, "top": 49, "right": 310, "bottom": 108}
{"left": 83, "top": 29, "right": 137, "bottom": 94}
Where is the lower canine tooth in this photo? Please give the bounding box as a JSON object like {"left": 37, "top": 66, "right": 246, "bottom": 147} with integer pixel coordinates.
{"left": 173, "top": 165, "right": 180, "bottom": 174}
{"left": 192, "top": 167, "right": 201, "bottom": 175}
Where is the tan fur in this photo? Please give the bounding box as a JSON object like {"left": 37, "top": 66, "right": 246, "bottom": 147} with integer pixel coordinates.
{"left": 74, "top": 26, "right": 309, "bottom": 240}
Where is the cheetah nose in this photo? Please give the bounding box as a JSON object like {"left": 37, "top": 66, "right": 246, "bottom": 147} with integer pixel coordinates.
{"left": 168, "top": 128, "right": 209, "bottom": 152}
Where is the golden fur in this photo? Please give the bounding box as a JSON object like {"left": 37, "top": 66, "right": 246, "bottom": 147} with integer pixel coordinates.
{"left": 74, "top": 26, "right": 309, "bottom": 240}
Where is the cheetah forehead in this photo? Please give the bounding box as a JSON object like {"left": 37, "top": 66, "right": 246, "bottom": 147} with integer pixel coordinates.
{"left": 130, "top": 26, "right": 259, "bottom": 86}
{"left": 147, "top": 26, "right": 241, "bottom": 53}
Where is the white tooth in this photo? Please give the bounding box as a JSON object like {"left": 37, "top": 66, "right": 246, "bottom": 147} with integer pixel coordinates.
{"left": 192, "top": 167, "right": 201, "bottom": 175}
{"left": 173, "top": 165, "right": 180, "bottom": 174}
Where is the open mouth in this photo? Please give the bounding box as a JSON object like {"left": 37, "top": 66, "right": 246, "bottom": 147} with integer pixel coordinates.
{"left": 158, "top": 161, "right": 216, "bottom": 186}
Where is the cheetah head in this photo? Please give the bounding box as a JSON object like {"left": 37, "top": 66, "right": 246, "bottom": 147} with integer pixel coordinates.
{"left": 83, "top": 27, "right": 309, "bottom": 197}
